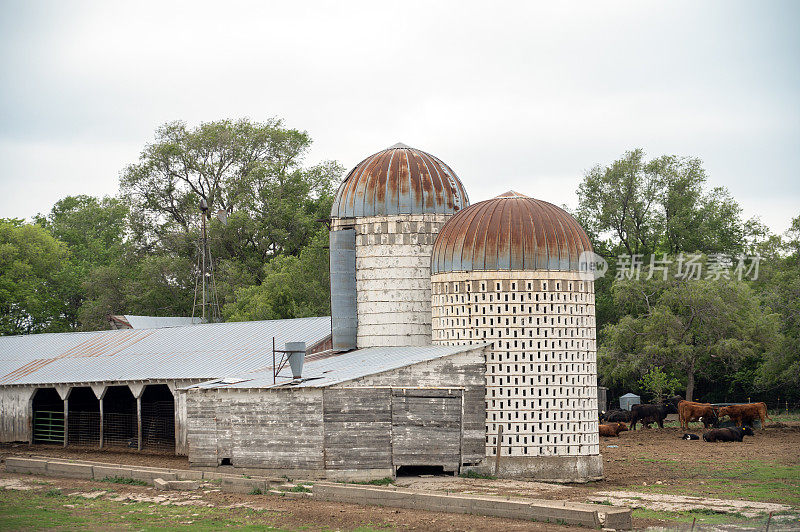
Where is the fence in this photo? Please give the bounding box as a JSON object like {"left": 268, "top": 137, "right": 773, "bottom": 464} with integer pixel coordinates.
{"left": 33, "top": 410, "right": 64, "bottom": 444}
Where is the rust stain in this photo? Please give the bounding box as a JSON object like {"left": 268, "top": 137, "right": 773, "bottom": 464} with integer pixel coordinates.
{"left": 331, "top": 144, "right": 468, "bottom": 218}
{"left": 431, "top": 191, "right": 593, "bottom": 274}
{"left": 0, "top": 330, "right": 155, "bottom": 384}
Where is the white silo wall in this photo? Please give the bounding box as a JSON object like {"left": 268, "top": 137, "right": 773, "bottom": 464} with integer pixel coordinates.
{"left": 333, "top": 213, "right": 451, "bottom": 348}
{"left": 431, "top": 270, "right": 602, "bottom": 479}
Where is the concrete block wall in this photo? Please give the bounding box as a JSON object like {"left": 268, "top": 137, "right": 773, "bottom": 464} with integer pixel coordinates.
{"left": 431, "top": 271, "right": 600, "bottom": 464}
{"left": 332, "top": 214, "right": 451, "bottom": 348}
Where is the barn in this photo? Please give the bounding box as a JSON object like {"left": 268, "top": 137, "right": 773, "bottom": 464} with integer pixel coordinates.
{"left": 0, "top": 142, "right": 602, "bottom": 482}
{"left": 184, "top": 344, "right": 486, "bottom": 479}
{"left": 0, "top": 317, "right": 332, "bottom": 454}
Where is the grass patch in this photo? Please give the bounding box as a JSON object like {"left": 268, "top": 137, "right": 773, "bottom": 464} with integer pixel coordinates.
{"left": 288, "top": 485, "right": 311, "bottom": 493}
{"left": 632, "top": 508, "right": 763, "bottom": 526}
{"left": 0, "top": 489, "right": 391, "bottom": 531}
{"left": 99, "top": 476, "right": 148, "bottom": 486}
{"left": 351, "top": 477, "right": 394, "bottom": 486}
{"left": 44, "top": 488, "right": 62, "bottom": 497}
{"left": 459, "top": 470, "right": 497, "bottom": 480}
{"left": 249, "top": 487, "right": 263, "bottom": 495}
{"left": 627, "top": 458, "right": 800, "bottom": 506}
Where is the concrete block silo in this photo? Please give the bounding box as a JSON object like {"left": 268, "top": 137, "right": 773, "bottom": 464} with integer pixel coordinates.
{"left": 329, "top": 143, "right": 469, "bottom": 349}
{"left": 430, "top": 191, "right": 602, "bottom": 481}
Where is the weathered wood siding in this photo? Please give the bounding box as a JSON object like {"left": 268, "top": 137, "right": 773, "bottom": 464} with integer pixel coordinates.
{"left": 185, "top": 346, "right": 486, "bottom": 473}
{"left": 338, "top": 346, "right": 486, "bottom": 464}
{"left": 391, "top": 388, "right": 462, "bottom": 469}
{"left": 0, "top": 387, "right": 33, "bottom": 442}
{"left": 323, "top": 388, "right": 391, "bottom": 470}
{"left": 186, "top": 388, "right": 324, "bottom": 469}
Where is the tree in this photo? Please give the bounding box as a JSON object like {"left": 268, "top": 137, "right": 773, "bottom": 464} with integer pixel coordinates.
{"left": 752, "top": 214, "right": 800, "bottom": 402}
{"left": 576, "top": 149, "right": 747, "bottom": 259}
{"left": 599, "top": 264, "right": 780, "bottom": 401}
{"left": 34, "top": 195, "right": 129, "bottom": 268}
{"left": 0, "top": 220, "right": 80, "bottom": 335}
{"left": 223, "top": 229, "right": 331, "bottom": 321}
{"left": 119, "top": 118, "right": 342, "bottom": 312}
{"left": 637, "top": 366, "right": 681, "bottom": 403}
{"left": 120, "top": 119, "right": 340, "bottom": 259}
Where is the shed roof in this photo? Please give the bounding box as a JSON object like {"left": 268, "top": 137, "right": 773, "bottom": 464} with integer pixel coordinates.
{"left": 0, "top": 317, "right": 331, "bottom": 386}
{"left": 109, "top": 315, "right": 203, "bottom": 329}
{"left": 189, "top": 344, "right": 487, "bottom": 390}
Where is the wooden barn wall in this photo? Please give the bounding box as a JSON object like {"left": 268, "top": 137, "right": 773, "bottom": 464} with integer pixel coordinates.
{"left": 0, "top": 387, "right": 33, "bottom": 443}
{"left": 391, "top": 388, "right": 462, "bottom": 469}
{"left": 186, "top": 388, "right": 325, "bottom": 469}
{"left": 336, "top": 346, "right": 486, "bottom": 464}
{"left": 322, "top": 388, "right": 392, "bottom": 470}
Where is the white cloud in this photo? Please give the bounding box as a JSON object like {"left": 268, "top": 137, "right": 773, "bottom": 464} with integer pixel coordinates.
{"left": 1, "top": 0, "right": 797, "bottom": 232}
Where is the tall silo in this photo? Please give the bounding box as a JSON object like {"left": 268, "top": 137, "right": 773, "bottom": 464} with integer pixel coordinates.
{"left": 329, "top": 143, "right": 469, "bottom": 349}
{"left": 430, "top": 191, "right": 602, "bottom": 481}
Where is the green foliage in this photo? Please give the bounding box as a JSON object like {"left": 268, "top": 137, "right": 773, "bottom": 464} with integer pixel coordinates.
{"left": 0, "top": 219, "right": 80, "bottom": 335}
{"left": 459, "top": 470, "right": 497, "bottom": 480}
{"left": 288, "top": 485, "right": 311, "bottom": 492}
{"left": 99, "top": 476, "right": 148, "bottom": 486}
{"left": 249, "top": 487, "right": 263, "bottom": 495}
{"left": 638, "top": 366, "right": 682, "bottom": 403}
{"left": 599, "top": 258, "right": 781, "bottom": 401}
{"left": 350, "top": 477, "right": 394, "bottom": 486}
{"left": 223, "top": 228, "right": 331, "bottom": 320}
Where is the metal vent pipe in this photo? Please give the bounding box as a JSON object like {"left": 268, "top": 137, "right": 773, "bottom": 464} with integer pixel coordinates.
{"left": 285, "top": 342, "right": 306, "bottom": 379}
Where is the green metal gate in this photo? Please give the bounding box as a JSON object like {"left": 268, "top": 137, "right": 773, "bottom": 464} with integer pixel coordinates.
{"left": 33, "top": 410, "right": 64, "bottom": 444}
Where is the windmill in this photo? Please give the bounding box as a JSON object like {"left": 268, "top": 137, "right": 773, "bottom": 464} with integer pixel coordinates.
{"left": 191, "top": 197, "right": 224, "bottom": 323}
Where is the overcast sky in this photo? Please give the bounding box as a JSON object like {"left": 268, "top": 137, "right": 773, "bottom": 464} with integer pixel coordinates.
{"left": 1, "top": 1, "right": 798, "bottom": 233}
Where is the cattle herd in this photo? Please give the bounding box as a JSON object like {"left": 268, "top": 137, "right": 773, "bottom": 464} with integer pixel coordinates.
{"left": 598, "top": 397, "right": 773, "bottom": 443}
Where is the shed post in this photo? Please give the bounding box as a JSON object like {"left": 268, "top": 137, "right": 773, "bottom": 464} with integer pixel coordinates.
{"left": 55, "top": 385, "right": 71, "bottom": 448}
{"left": 63, "top": 398, "right": 69, "bottom": 448}
{"left": 128, "top": 384, "right": 146, "bottom": 451}
{"left": 91, "top": 385, "right": 107, "bottom": 449}
{"left": 494, "top": 424, "right": 503, "bottom": 476}
{"left": 137, "top": 397, "right": 142, "bottom": 451}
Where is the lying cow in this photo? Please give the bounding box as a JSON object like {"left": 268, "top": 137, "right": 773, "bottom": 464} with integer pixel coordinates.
{"left": 599, "top": 422, "right": 629, "bottom": 437}
{"left": 630, "top": 402, "right": 677, "bottom": 430}
{"left": 678, "top": 400, "right": 718, "bottom": 430}
{"left": 703, "top": 426, "right": 754, "bottom": 442}
{"left": 718, "top": 403, "right": 772, "bottom": 429}
{"left": 600, "top": 409, "right": 632, "bottom": 423}
{"left": 682, "top": 433, "right": 699, "bottom": 440}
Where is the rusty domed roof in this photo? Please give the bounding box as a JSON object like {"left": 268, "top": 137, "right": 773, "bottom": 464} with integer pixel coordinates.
{"left": 330, "top": 143, "right": 469, "bottom": 218}
{"left": 431, "top": 191, "right": 593, "bottom": 273}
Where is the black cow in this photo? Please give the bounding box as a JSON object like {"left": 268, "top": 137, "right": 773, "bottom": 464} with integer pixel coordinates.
{"left": 600, "top": 409, "right": 632, "bottom": 423}
{"left": 703, "top": 426, "right": 754, "bottom": 442}
{"left": 682, "top": 433, "right": 699, "bottom": 440}
{"left": 629, "top": 402, "right": 678, "bottom": 430}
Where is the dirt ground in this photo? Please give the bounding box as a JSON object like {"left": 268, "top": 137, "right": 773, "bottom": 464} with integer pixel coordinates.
{"left": 0, "top": 472, "right": 586, "bottom": 531}
{"left": 2, "top": 421, "right": 799, "bottom": 530}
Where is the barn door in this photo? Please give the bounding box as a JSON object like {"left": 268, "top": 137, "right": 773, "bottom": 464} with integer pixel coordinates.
{"left": 391, "top": 389, "right": 462, "bottom": 472}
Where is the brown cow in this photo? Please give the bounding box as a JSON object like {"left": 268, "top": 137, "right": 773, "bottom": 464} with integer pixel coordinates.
{"left": 678, "top": 400, "right": 719, "bottom": 430}
{"left": 599, "top": 422, "right": 629, "bottom": 437}
{"left": 718, "top": 403, "right": 772, "bottom": 429}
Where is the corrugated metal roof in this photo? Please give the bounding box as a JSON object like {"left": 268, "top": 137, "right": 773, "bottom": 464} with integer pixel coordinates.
{"left": 0, "top": 317, "right": 331, "bottom": 386}
{"left": 124, "top": 315, "right": 203, "bottom": 328}
{"left": 431, "top": 191, "right": 593, "bottom": 273}
{"left": 330, "top": 144, "right": 469, "bottom": 218}
{"left": 189, "top": 344, "right": 487, "bottom": 390}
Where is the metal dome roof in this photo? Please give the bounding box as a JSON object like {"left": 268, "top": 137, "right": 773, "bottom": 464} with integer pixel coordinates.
{"left": 330, "top": 143, "right": 469, "bottom": 218}
{"left": 431, "top": 191, "right": 593, "bottom": 273}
